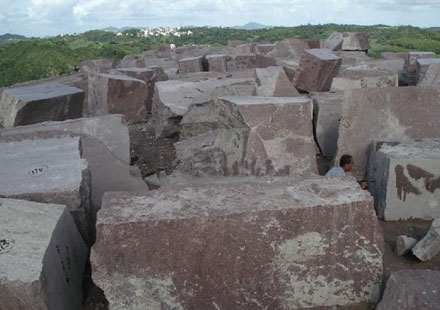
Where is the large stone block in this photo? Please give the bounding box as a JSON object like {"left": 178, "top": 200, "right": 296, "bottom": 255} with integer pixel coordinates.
{"left": 255, "top": 66, "right": 300, "bottom": 97}
{"left": 376, "top": 270, "right": 440, "bottom": 310}
{"left": 416, "top": 58, "right": 440, "bottom": 84}
{"left": 92, "top": 177, "right": 383, "bottom": 310}
{"left": 0, "top": 136, "right": 92, "bottom": 243}
{"left": 88, "top": 73, "right": 148, "bottom": 124}
{"left": 402, "top": 52, "right": 436, "bottom": 85}
{"left": 412, "top": 218, "right": 440, "bottom": 261}
{"left": 323, "top": 32, "right": 343, "bottom": 51}
{"left": 178, "top": 56, "right": 207, "bottom": 73}
{"left": 341, "top": 32, "right": 370, "bottom": 51}
{"left": 230, "top": 54, "right": 256, "bottom": 71}
{"left": 267, "top": 38, "right": 309, "bottom": 59}
{"left": 336, "top": 87, "right": 440, "bottom": 180}
{"left": 419, "top": 63, "right": 440, "bottom": 87}
{"left": 369, "top": 139, "right": 440, "bottom": 221}
{"left": 294, "top": 49, "right": 342, "bottom": 92}
{"left": 80, "top": 58, "right": 115, "bottom": 76}
{"left": 330, "top": 69, "right": 398, "bottom": 91}
{"left": 180, "top": 96, "right": 318, "bottom": 176}
{"left": 206, "top": 54, "right": 230, "bottom": 72}
{"left": 0, "top": 82, "right": 84, "bottom": 128}
{"left": 0, "top": 198, "right": 88, "bottom": 310}
{"left": 255, "top": 43, "right": 276, "bottom": 55}
{"left": 152, "top": 78, "right": 256, "bottom": 137}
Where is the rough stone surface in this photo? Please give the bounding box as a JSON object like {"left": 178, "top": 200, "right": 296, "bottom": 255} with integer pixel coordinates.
{"left": 80, "top": 59, "right": 115, "bottom": 76}
{"left": 91, "top": 177, "right": 384, "bottom": 310}
{"left": 336, "top": 87, "right": 440, "bottom": 180}
{"left": 88, "top": 73, "right": 148, "bottom": 124}
{"left": 0, "top": 136, "right": 92, "bottom": 243}
{"left": 419, "top": 63, "right": 440, "bottom": 87}
{"left": 180, "top": 96, "right": 318, "bottom": 176}
{"left": 255, "top": 66, "right": 300, "bottom": 97}
{"left": 311, "top": 91, "right": 343, "bottom": 158}
{"left": 369, "top": 139, "right": 440, "bottom": 221}
{"left": 341, "top": 33, "right": 370, "bottom": 51}
{"left": 178, "top": 56, "right": 206, "bottom": 73}
{"left": 412, "top": 218, "right": 440, "bottom": 261}
{"left": 416, "top": 58, "right": 440, "bottom": 84}
{"left": 331, "top": 70, "right": 398, "bottom": 91}
{"left": 114, "top": 67, "right": 168, "bottom": 114}
{"left": 323, "top": 32, "right": 343, "bottom": 51}
{"left": 0, "top": 198, "right": 88, "bottom": 310}
{"left": 233, "top": 43, "right": 254, "bottom": 54}
{"left": 376, "top": 269, "right": 440, "bottom": 310}
{"left": 396, "top": 235, "right": 418, "bottom": 256}
{"left": 0, "top": 82, "right": 84, "bottom": 128}
{"left": 255, "top": 43, "right": 276, "bottom": 55}
{"left": 267, "top": 38, "right": 309, "bottom": 59}
{"left": 402, "top": 52, "right": 436, "bottom": 85}
{"left": 294, "top": 49, "right": 342, "bottom": 92}
{"left": 152, "top": 78, "right": 256, "bottom": 137}
{"left": 230, "top": 54, "right": 256, "bottom": 71}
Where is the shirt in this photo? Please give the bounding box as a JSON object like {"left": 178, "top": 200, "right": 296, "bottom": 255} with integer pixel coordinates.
{"left": 325, "top": 167, "right": 346, "bottom": 177}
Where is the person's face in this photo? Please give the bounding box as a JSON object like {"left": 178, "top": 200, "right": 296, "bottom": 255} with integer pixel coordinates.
{"left": 344, "top": 160, "right": 354, "bottom": 172}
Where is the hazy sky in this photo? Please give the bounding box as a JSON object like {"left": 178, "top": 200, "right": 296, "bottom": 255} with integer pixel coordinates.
{"left": 1, "top": 0, "right": 440, "bottom": 37}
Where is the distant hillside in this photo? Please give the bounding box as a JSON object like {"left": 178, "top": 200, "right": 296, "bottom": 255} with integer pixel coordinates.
{"left": 234, "top": 22, "right": 269, "bottom": 30}
{"left": 0, "top": 33, "right": 26, "bottom": 41}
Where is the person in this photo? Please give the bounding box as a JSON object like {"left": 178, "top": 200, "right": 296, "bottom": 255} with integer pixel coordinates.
{"left": 325, "top": 154, "right": 353, "bottom": 177}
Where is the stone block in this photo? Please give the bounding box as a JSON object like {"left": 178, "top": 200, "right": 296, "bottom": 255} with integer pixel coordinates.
{"left": 178, "top": 56, "right": 207, "bottom": 73}
{"left": 412, "top": 218, "right": 440, "bottom": 261}
{"left": 91, "top": 177, "right": 383, "bottom": 310}
{"left": 206, "top": 54, "right": 230, "bottom": 72}
{"left": 180, "top": 96, "right": 318, "bottom": 176}
{"left": 330, "top": 69, "right": 398, "bottom": 91}
{"left": 230, "top": 54, "right": 256, "bottom": 71}
{"left": 152, "top": 78, "right": 256, "bottom": 137}
{"left": 0, "top": 82, "right": 84, "bottom": 128}
{"left": 0, "top": 136, "right": 92, "bottom": 243}
{"left": 377, "top": 270, "right": 440, "bottom": 310}
{"left": 255, "top": 43, "right": 276, "bottom": 55}
{"left": 88, "top": 73, "right": 148, "bottom": 124}
{"left": 311, "top": 91, "right": 343, "bottom": 158}
{"left": 369, "top": 139, "right": 440, "bottom": 221}
{"left": 80, "top": 59, "right": 115, "bottom": 76}
{"left": 234, "top": 43, "right": 254, "bottom": 54}
{"left": 294, "top": 49, "right": 342, "bottom": 92}
{"left": 119, "top": 54, "right": 147, "bottom": 68}
{"left": 227, "top": 40, "right": 245, "bottom": 48}
{"left": 341, "top": 32, "right": 370, "bottom": 51}
{"left": 323, "top": 32, "right": 343, "bottom": 51}
{"left": 334, "top": 51, "right": 372, "bottom": 66}
{"left": 267, "top": 38, "right": 309, "bottom": 59}
{"left": 403, "top": 52, "right": 436, "bottom": 85}
{"left": 416, "top": 58, "right": 440, "bottom": 83}
{"left": 256, "top": 54, "right": 277, "bottom": 68}
{"left": 255, "top": 66, "right": 300, "bottom": 97}
{"left": 396, "top": 235, "right": 418, "bottom": 256}
{"left": 419, "top": 63, "right": 440, "bottom": 87}
{"left": 114, "top": 67, "right": 168, "bottom": 114}
{"left": 0, "top": 198, "right": 88, "bottom": 310}
{"left": 336, "top": 87, "right": 440, "bottom": 180}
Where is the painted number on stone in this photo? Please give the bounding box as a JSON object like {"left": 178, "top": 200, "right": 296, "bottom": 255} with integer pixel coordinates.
{"left": 27, "top": 165, "right": 49, "bottom": 177}
{"left": 0, "top": 239, "right": 15, "bottom": 254}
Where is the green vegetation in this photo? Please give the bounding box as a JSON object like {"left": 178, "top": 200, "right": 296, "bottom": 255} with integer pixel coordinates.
{"left": 1, "top": 24, "right": 440, "bottom": 87}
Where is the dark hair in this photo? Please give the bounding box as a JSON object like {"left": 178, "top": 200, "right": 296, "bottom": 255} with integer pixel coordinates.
{"left": 340, "top": 155, "right": 353, "bottom": 167}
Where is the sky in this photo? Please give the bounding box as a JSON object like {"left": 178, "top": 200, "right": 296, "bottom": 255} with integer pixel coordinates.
{"left": 1, "top": 0, "right": 440, "bottom": 37}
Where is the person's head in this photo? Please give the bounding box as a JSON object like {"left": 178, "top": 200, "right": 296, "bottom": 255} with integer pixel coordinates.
{"left": 340, "top": 154, "right": 354, "bottom": 172}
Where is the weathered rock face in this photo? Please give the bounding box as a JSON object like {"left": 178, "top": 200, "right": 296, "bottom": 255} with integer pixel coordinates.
{"left": 330, "top": 70, "right": 398, "bottom": 91}
{"left": 0, "top": 136, "right": 92, "bottom": 243}
{"left": 233, "top": 43, "right": 254, "bottom": 54}
{"left": 323, "top": 32, "right": 343, "bottom": 51}
{"left": 419, "top": 63, "right": 440, "bottom": 87}
{"left": 0, "top": 82, "right": 84, "bottom": 128}
{"left": 416, "top": 58, "right": 440, "bottom": 84}
{"left": 294, "top": 49, "right": 342, "bottom": 92}
{"left": 255, "top": 66, "right": 300, "bottom": 97}
{"left": 178, "top": 56, "right": 207, "bottom": 73}
{"left": 255, "top": 43, "right": 276, "bottom": 55}
{"left": 230, "top": 54, "right": 256, "bottom": 70}
{"left": 206, "top": 54, "right": 230, "bottom": 72}
{"left": 369, "top": 139, "right": 440, "bottom": 221}
{"left": 152, "top": 78, "right": 256, "bottom": 137}
{"left": 396, "top": 235, "right": 418, "bottom": 256}
{"left": 180, "top": 96, "right": 318, "bottom": 176}
{"left": 88, "top": 73, "right": 148, "bottom": 124}
{"left": 402, "top": 52, "right": 436, "bottom": 85}
{"left": 267, "top": 38, "right": 309, "bottom": 59}
{"left": 91, "top": 177, "right": 384, "bottom": 310}
{"left": 341, "top": 32, "right": 370, "bottom": 51}
{"left": 412, "top": 218, "right": 440, "bottom": 261}
{"left": 114, "top": 67, "right": 168, "bottom": 114}
{"left": 311, "top": 91, "right": 343, "bottom": 158}
{"left": 80, "top": 59, "right": 115, "bottom": 76}
{"left": 336, "top": 87, "right": 440, "bottom": 180}
{"left": 0, "top": 198, "right": 88, "bottom": 310}
{"left": 376, "top": 270, "right": 440, "bottom": 310}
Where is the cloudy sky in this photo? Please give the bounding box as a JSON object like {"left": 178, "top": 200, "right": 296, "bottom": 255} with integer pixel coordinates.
{"left": 1, "top": 0, "right": 440, "bottom": 37}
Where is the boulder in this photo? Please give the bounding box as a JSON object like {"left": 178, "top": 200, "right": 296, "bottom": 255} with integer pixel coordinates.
{"left": 335, "top": 87, "right": 440, "bottom": 180}
{"left": 377, "top": 270, "right": 440, "bottom": 310}
{"left": 152, "top": 78, "right": 256, "bottom": 137}
{"left": 0, "top": 136, "right": 92, "bottom": 243}
{"left": 0, "top": 198, "right": 88, "bottom": 310}
{"left": 113, "top": 67, "right": 168, "bottom": 114}
{"left": 80, "top": 59, "right": 115, "bottom": 76}
{"left": 206, "top": 54, "right": 230, "bottom": 72}
{"left": 396, "top": 235, "right": 418, "bottom": 256}
{"left": 341, "top": 32, "right": 370, "bottom": 51}
{"left": 178, "top": 55, "right": 207, "bottom": 73}
{"left": 369, "top": 139, "right": 440, "bottom": 221}
{"left": 331, "top": 70, "right": 398, "bottom": 91}
{"left": 412, "top": 218, "right": 440, "bottom": 261}
{"left": 416, "top": 58, "right": 440, "bottom": 84}
{"left": 255, "top": 43, "right": 276, "bottom": 55}
{"left": 180, "top": 96, "right": 318, "bottom": 176}
{"left": 88, "top": 73, "right": 148, "bottom": 124}
{"left": 311, "top": 91, "right": 343, "bottom": 158}
{"left": 419, "top": 63, "right": 440, "bottom": 87}
{"left": 91, "top": 177, "right": 384, "bottom": 310}
{"left": 0, "top": 82, "right": 84, "bottom": 128}
{"left": 294, "top": 49, "right": 342, "bottom": 92}
{"left": 323, "top": 32, "right": 343, "bottom": 51}
{"left": 255, "top": 66, "right": 300, "bottom": 97}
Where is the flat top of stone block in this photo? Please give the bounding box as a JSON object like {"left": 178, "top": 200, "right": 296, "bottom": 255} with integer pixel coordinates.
{"left": 377, "top": 138, "right": 440, "bottom": 159}
{"left": 408, "top": 51, "right": 435, "bottom": 56}
{"left": 4, "top": 82, "right": 84, "bottom": 101}
{"left": 99, "top": 177, "right": 370, "bottom": 223}
{"left": 337, "top": 69, "right": 394, "bottom": 79}
{"left": 417, "top": 58, "right": 440, "bottom": 66}
{"left": 98, "top": 73, "right": 145, "bottom": 83}
{"left": 180, "top": 55, "right": 204, "bottom": 61}
{"left": 256, "top": 43, "right": 276, "bottom": 47}
{"left": 0, "top": 136, "right": 87, "bottom": 195}
{"left": 206, "top": 54, "right": 227, "bottom": 59}
{"left": 221, "top": 95, "right": 311, "bottom": 106}
{"left": 0, "top": 198, "right": 65, "bottom": 282}
{"left": 306, "top": 48, "right": 340, "bottom": 60}
{"left": 116, "top": 67, "right": 156, "bottom": 73}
